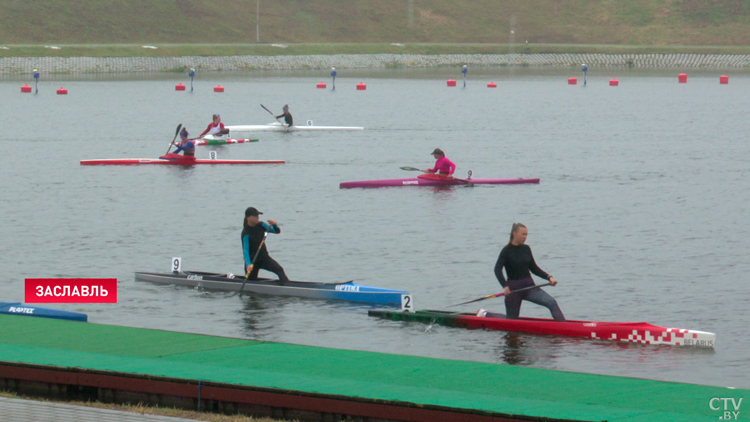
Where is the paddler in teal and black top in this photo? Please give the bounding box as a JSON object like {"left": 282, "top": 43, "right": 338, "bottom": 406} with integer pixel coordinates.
{"left": 241, "top": 207, "right": 290, "bottom": 283}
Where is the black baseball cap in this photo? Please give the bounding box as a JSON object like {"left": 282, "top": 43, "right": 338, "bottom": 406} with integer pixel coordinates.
{"left": 245, "top": 207, "right": 263, "bottom": 217}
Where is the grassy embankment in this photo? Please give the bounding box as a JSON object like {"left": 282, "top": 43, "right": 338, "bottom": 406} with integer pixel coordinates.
{"left": 3, "top": 0, "right": 750, "bottom": 57}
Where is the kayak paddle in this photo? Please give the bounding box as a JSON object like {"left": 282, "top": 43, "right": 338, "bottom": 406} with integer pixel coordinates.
{"left": 239, "top": 231, "right": 268, "bottom": 297}
{"left": 165, "top": 124, "right": 182, "bottom": 155}
{"left": 261, "top": 104, "right": 289, "bottom": 132}
{"left": 447, "top": 282, "right": 552, "bottom": 307}
{"left": 399, "top": 166, "right": 474, "bottom": 186}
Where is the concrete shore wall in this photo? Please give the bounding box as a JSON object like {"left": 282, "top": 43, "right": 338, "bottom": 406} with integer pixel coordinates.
{"left": 2, "top": 53, "right": 750, "bottom": 74}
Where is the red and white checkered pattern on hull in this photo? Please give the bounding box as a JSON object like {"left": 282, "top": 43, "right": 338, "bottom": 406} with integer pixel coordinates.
{"left": 591, "top": 326, "right": 715, "bottom": 347}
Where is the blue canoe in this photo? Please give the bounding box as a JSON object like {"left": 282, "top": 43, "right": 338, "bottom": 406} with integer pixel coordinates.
{"left": 0, "top": 302, "right": 88, "bottom": 322}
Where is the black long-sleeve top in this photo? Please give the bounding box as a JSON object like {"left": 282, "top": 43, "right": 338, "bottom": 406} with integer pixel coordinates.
{"left": 275, "top": 112, "right": 293, "bottom": 126}
{"left": 494, "top": 244, "right": 550, "bottom": 287}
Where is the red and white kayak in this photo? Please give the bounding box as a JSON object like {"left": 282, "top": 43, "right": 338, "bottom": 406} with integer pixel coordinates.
{"left": 80, "top": 153, "right": 284, "bottom": 166}
{"left": 193, "top": 138, "right": 258, "bottom": 146}
{"left": 368, "top": 309, "right": 716, "bottom": 348}
{"left": 340, "top": 173, "right": 540, "bottom": 189}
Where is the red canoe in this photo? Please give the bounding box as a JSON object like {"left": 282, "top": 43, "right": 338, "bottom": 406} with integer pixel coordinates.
{"left": 368, "top": 309, "right": 716, "bottom": 348}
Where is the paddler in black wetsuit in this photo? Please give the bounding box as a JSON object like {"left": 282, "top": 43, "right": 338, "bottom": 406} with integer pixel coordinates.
{"left": 275, "top": 104, "right": 293, "bottom": 128}
{"left": 241, "top": 207, "right": 290, "bottom": 283}
{"left": 493, "top": 223, "right": 565, "bottom": 321}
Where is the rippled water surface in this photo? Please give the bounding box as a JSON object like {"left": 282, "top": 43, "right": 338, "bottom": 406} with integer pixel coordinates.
{"left": 1, "top": 68, "right": 749, "bottom": 389}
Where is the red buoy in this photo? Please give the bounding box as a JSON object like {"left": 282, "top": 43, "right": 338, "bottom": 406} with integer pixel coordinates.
{"left": 316, "top": 82, "right": 327, "bottom": 89}
{"left": 175, "top": 83, "right": 186, "bottom": 91}
{"left": 487, "top": 82, "right": 497, "bottom": 88}
{"left": 678, "top": 73, "right": 687, "bottom": 83}
{"left": 568, "top": 77, "right": 577, "bottom": 85}
{"left": 356, "top": 82, "right": 367, "bottom": 90}
{"left": 56, "top": 87, "right": 68, "bottom": 95}
{"left": 720, "top": 75, "right": 729, "bottom": 84}
{"left": 609, "top": 78, "right": 619, "bottom": 86}
{"left": 21, "top": 84, "right": 32, "bottom": 93}
{"left": 213, "top": 85, "right": 225, "bottom": 92}
{"left": 447, "top": 79, "right": 457, "bottom": 87}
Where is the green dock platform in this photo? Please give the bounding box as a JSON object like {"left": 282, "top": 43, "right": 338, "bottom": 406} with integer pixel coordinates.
{"left": 0, "top": 314, "right": 747, "bottom": 422}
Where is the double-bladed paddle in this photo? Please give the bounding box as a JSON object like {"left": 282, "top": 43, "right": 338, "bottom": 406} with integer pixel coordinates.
{"left": 239, "top": 231, "right": 268, "bottom": 297}
{"left": 399, "top": 166, "right": 474, "bottom": 186}
{"left": 447, "top": 282, "right": 552, "bottom": 307}
{"left": 261, "top": 104, "right": 289, "bottom": 132}
{"left": 165, "top": 124, "right": 182, "bottom": 155}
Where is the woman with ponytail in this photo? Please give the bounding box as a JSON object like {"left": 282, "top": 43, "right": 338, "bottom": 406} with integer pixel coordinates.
{"left": 493, "top": 223, "right": 565, "bottom": 321}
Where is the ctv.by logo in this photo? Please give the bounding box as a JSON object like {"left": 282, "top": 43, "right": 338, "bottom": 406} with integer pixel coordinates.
{"left": 709, "top": 397, "right": 742, "bottom": 420}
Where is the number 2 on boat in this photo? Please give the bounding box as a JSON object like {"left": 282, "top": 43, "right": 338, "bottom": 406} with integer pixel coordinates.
{"left": 401, "top": 294, "right": 414, "bottom": 312}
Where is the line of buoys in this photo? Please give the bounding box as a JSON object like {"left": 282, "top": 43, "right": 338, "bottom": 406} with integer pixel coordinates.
{"left": 446, "top": 79, "right": 457, "bottom": 87}
{"left": 56, "top": 87, "right": 68, "bottom": 95}
{"left": 564, "top": 72, "right": 731, "bottom": 86}
{"left": 175, "top": 83, "right": 186, "bottom": 91}
{"left": 487, "top": 82, "right": 497, "bottom": 88}
{"left": 316, "top": 82, "right": 327, "bottom": 89}
{"left": 356, "top": 82, "right": 367, "bottom": 90}
{"left": 213, "top": 85, "right": 224, "bottom": 92}
{"left": 21, "top": 84, "right": 32, "bottom": 93}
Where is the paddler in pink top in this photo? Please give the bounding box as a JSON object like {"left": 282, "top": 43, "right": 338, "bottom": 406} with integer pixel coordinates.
{"left": 423, "top": 148, "right": 456, "bottom": 177}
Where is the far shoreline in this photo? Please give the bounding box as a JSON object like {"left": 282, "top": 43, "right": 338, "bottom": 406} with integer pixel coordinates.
{"left": 2, "top": 52, "right": 750, "bottom": 75}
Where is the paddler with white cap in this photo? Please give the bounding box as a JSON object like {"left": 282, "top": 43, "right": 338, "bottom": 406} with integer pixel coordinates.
{"left": 275, "top": 104, "right": 294, "bottom": 128}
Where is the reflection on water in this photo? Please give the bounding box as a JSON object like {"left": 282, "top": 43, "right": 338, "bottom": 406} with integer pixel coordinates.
{"left": 498, "top": 332, "right": 529, "bottom": 365}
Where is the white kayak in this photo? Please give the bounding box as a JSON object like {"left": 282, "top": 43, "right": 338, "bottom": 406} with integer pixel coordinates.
{"left": 227, "top": 122, "right": 364, "bottom": 132}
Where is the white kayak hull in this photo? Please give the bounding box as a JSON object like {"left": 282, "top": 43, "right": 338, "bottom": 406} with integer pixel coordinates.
{"left": 227, "top": 123, "right": 364, "bottom": 132}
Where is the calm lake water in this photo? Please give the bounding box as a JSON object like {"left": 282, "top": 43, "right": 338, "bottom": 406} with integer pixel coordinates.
{"left": 1, "top": 67, "right": 749, "bottom": 389}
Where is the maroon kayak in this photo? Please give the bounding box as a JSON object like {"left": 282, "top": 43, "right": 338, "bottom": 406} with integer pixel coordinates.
{"left": 341, "top": 173, "right": 540, "bottom": 189}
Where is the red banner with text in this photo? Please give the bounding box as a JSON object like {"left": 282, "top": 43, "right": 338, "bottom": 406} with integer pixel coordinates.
{"left": 25, "top": 278, "right": 117, "bottom": 303}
